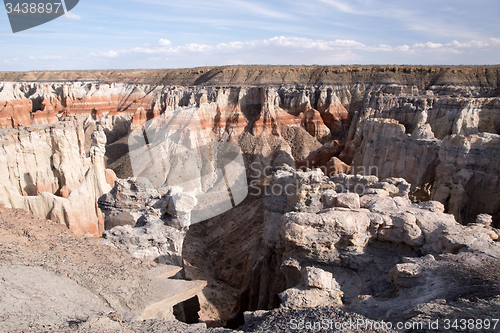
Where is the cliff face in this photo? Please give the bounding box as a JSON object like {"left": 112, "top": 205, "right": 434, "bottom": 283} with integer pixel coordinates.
{"left": 0, "top": 65, "right": 499, "bottom": 87}
{"left": 0, "top": 65, "right": 499, "bottom": 232}
{"left": 350, "top": 90, "right": 500, "bottom": 225}
{"left": 0, "top": 119, "right": 112, "bottom": 236}
{"left": 0, "top": 119, "right": 88, "bottom": 198}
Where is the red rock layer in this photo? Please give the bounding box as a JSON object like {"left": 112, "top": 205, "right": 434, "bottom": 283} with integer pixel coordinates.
{"left": 31, "top": 109, "right": 58, "bottom": 125}
{"left": 339, "top": 138, "right": 360, "bottom": 165}
{"left": 295, "top": 140, "right": 345, "bottom": 176}
{"left": 301, "top": 107, "right": 331, "bottom": 142}
{"left": 0, "top": 100, "right": 32, "bottom": 127}
{"left": 321, "top": 99, "right": 351, "bottom": 139}
{"left": 0, "top": 83, "right": 160, "bottom": 129}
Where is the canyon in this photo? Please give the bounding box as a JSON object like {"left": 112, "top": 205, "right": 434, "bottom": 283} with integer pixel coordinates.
{"left": 0, "top": 65, "right": 499, "bottom": 330}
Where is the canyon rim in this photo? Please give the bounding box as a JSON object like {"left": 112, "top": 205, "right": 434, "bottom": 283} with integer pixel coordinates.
{"left": 0, "top": 65, "right": 500, "bottom": 332}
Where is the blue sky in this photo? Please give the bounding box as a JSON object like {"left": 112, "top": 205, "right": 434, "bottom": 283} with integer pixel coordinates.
{"left": 0, "top": 0, "right": 499, "bottom": 70}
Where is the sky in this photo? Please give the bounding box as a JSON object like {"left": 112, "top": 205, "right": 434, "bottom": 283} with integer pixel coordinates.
{"left": 0, "top": 0, "right": 499, "bottom": 71}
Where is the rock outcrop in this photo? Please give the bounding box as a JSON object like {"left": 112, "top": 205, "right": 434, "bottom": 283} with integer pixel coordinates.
{"left": 0, "top": 83, "right": 33, "bottom": 127}
{"left": 351, "top": 119, "right": 440, "bottom": 199}
{"left": 0, "top": 120, "right": 112, "bottom": 236}
{"left": 1, "top": 65, "right": 498, "bottom": 87}
{"left": 0, "top": 118, "right": 87, "bottom": 197}
{"left": 99, "top": 178, "right": 198, "bottom": 266}
{"left": 0, "top": 66, "right": 499, "bottom": 329}
{"left": 351, "top": 115, "right": 500, "bottom": 225}
{"left": 431, "top": 133, "right": 500, "bottom": 225}
{"left": 232, "top": 167, "right": 500, "bottom": 324}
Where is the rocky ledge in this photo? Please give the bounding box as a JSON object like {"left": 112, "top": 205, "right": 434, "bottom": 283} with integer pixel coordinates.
{"left": 0, "top": 204, "right": 407, "bottom": 333}
{"left": 230, "top": 166, "right": 500, "bottom": 327}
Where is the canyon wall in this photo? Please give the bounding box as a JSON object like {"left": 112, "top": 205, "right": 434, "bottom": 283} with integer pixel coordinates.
{"left": 0, "top": 65, "right": 498, "bottom": 87}
{"left": 0, "top": 65, "right": 499, "bottom": 234}
{"left": 0, "top": 119, "right": 112, "bottom": 236}
{"left": 350, "top": 91, "right": 500, "bottom": 225}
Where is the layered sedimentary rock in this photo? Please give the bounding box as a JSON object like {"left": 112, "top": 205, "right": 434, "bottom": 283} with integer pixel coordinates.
{"left": 0, "top": 83, "right": 32, "bottom": 127}
{"left": 0, "top": 118, "right": 87, "bottom": 197}
{"left": 431, "top": 133, "right": 500, "bottom": 224}
{"left": 1, "top": 65, "right": 499, "bottom": 233}
{"left": 320, "top": 94, "right": 351, "bottom": 138}
{"left": 231, "top": 167, "right": 500, "bottom": 325}
{"left": 1, "top": 65, "right": 499, "bottom": 87}
{"left": 300, "top": 106, "right": 331, "bottom": 142}
{"left": 351, "top": 103, "right": 500, "bottom": 224}
{"left": 0, "top": 120, "right": 111, "bottom": 236}
{"left": 351, "top": 119, "right": 440, "bottom": 199}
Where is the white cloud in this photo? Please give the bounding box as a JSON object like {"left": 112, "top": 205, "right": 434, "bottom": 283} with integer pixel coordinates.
{"left": 316, "top": 0, "right": 495, "bottom": 41}
{"left": 7, "top": 36, "right": 500, "bottom": 71}
{"left": 393, "top": 39, "right": 500, "bottom": 55}
{"left": 41, "top": 55, "right": 64, "bottom": 60}
{"left": 101, "top": 36, "right": 500, "bottom": 57}
{"left": 228, "top": 0, "right": 294, "bottom": 20}
{"left": 490, "top": 38, "right": 500, "bottom": 46}
{"left": 90, "top": 50, "right": 119, "bottom": 58}
{"left": 64, "top": 11, "right": 81, "bottom": 20}
{"left": 158, "top": 39, "right": 171, "bottom": 46}
{"left": 317, "top": 0, "right": 358, "bottom": 15}
{"left": 394, "top": 45, "right": 410, "bottom": 52}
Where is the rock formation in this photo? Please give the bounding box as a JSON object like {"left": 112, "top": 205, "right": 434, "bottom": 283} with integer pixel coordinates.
{"left": 351, "top": 113, "right": 500, "bottom": 225}
{"left": 1, "top": 65, "right": 499, "bottom": 231}
{"left": 231, "top": 166, "right": 500, "bottom": 325}
{"left": 0, "top": 117, "right": 87, "bottom": 197}
{"left": 0, "top": 119, "right": 112, "bottom": 236}
{"left": 99, "top": 178, "right": 198, "bottom": 266}
{"left": 300, "top": 106, "right": 331, "bottom": 143}
{"left": 0, "top": 83, "right": 32, "bottom": 127}
{"left": 0, "top": 65, "right": 499, "bottom": 330}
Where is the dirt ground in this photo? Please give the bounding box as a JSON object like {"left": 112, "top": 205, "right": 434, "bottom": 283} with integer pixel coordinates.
{"left": 0, "top": 192, "right": 263, "bottom": 331}
{"left": 0, "top": 204, "right": 220, "bottom": 332}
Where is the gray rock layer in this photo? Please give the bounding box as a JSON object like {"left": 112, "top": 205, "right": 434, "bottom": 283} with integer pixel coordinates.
{"left": 234, "top": 167, "right": 500, "bottom": 324}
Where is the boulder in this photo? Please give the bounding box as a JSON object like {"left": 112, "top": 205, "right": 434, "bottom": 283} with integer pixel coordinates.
{"left": 99, "top": 178, "right": 199, "bottom": 265}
